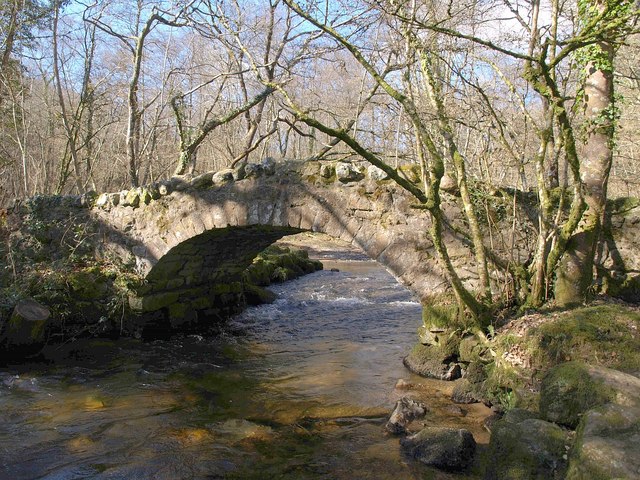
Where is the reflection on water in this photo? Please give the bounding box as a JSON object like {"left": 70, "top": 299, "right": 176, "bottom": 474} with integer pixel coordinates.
{"left": 0, "top": 238, "right": 489, "bottom": 479}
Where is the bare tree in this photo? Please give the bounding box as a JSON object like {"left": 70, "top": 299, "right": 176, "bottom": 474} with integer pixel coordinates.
{"left": 86, "top": 0, "right": 191, "bottom": 186}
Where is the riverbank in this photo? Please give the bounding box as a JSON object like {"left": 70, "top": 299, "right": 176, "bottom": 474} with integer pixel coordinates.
{"left": 399, "top": 297, "right": 640, "bottom": 478}
{"left": 0, "top": 236, "right": 322, "bottom": 362}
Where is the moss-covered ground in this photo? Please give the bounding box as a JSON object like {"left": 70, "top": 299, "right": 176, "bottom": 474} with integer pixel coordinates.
{"left": 464, "top": 302, "right": 640, "bottom": 410}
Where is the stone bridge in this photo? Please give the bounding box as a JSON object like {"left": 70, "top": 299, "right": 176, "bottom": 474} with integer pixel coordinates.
{"left": 7, "top": 158, "right": 640, "bottom": 332}
{"left": 91, "top": 160, "right": 467, "bottom": 316}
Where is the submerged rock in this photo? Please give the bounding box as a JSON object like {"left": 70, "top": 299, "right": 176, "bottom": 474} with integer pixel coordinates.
{"left": 385, "top": 397, "right": 427, "bottom": 434}
{"left": 209, "top": 418, "right": 274, "bottom": 444}
{"left": 401, "top": 427, "right": 476, "bottom": 471}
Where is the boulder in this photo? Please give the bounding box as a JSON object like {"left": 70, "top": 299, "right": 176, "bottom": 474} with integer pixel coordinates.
{"left": 243, "top": 284, "right": 277, "bottom": 306}
{"left": 261, "top": 157, "right": 276, "bottom": 175}
{"left": 190, "top": 171, "right": 214, "bottom": 189}
{"left": 158, "top": 181, "right": 173, "bottom": 196}
{"left": 122, "top": 189, "right": 140, "bottom": 208}
{"left": 212, "top": 169, "right": 235, "bottom": 185}
{"left": 232, "top": 165, "right": 246, "bottom": 181}
{"left": 440, "top": 174, "right": 459, "bottom": 195}
{"left": 147, "top": 183, "right": 161, "bottom": 200}
{"left": 385, "top": 397, "right": 427, "bottom": 434}
{"left": 539, "top": 361, "right": 617, "bottom": 428}
{"left": 544, "top": 364, "right": 640, "bottom": 479}
{"left": 401, "top": 427, "right": 476, "bottom": 471}
{"left": 108, "top": 192, "right": 120, "bottom": 206}
{"left": 403, "top": 343, "right": 462, "bottom": 381}
{"left": 95, "top": 193, "right": 110, "bottom": 209}
{"left": 140, "top": 188, "right": 152, "bottom": 205}
{"left": 484, "top": 409, "right": 569, "bottom": 480}
{"left": 244, "top": 163, "right": 263, "bottom": 178}
{"left": 319, "top": 163, "right": 334, "bottom": 178}
{"left": 566, "top": 402, "right": 640, "bottom": 479}
{"left": 80, "top": 190, "right": 97, "bottom": 207}
{"left": 451, "top": 379, "right": 482, "bottom": 404}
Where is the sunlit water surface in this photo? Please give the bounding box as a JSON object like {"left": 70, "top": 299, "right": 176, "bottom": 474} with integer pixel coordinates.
{"left": 0, "top": 239, "right": 489, "bottom": 479}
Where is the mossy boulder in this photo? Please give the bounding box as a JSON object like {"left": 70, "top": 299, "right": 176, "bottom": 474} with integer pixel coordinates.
{"left": 566, "top": 402, "right": 640, "bottom": 480}
{"left": 528, "top": 305, "right": 640, "bottom": 374}
{"left": 420, "top": 293, "right": 462, "bottom": 333}
{"left": 451, "top": 378, "right": 483, "bottom": 404}
{"left": 403, "top": 339, "right": 462, "bottom": 380}
{"left": 458, "top": 334, "right": 491, "bottom": 363}
{"left": 539, "top": 362, "right": 615, "bottom": 428}
{"left": 66, "top": 267, "right": 110, "bottom": 300}
{"left": 243, "top": 245, "right": 322, "bottom": 287}
{"left": 471, "top": 304, "right": 640, "bottom": 410}
{"left": 401, "top": 427, "right": 476, "bottom": 471}
{"left": 484, "top": 409, "right": 569, "bottom": 480}
{"left": 243, "top": 284, "right": 277, "bottom": 306}
{"left": 540, "top": 364, "right": 640, "bottom": 479}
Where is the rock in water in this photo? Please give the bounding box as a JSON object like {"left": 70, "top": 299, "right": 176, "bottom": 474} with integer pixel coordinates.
{"left": 403, "top": 343, "right": 462, "bottom": 381}
{"left": 400, "top": 427, "right": 476, "bottom": 470}
{"left": 386, "top": 397, "right": 427, "bottom": 434}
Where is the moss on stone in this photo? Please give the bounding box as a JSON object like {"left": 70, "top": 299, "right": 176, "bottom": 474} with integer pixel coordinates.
{"left": 527, "top": 305, "right": 640, "bottom": 373}
{"left": 66, "top": 267, "right": 110, "bottom": 300}
{"left": 397, "top": 164, "right": 422, "bottom": 183}
{"left": 484, "top": 413, "right": 569, "bottom": 480}
{"left": 243, "top": 284, "right": 276, "bottom": 305}
{"left": 482, "top": 361, "right": 533, "bottom": 411}
{"left": 539, "top": 361, "right": 615, "bottom": 428}
{"left": 421, "top": 293, "right": 463, "bottom": 330}
{"left": 466, "top": 304, "right": 640, "bottom": 411}
{"left": 458, "top": 334, "right": 492, "bottom": 363}
{"left": 243, "top": 245, "right": 322, "bottom": 287}
{"left": 403, "top": 334, "right": 462, "bottom": 380}
{"left": 607, "top": 196, "right": 640, "bottom": 215}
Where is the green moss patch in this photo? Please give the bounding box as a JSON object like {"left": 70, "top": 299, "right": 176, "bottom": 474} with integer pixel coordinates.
{"left": 243, "top": 245, "right": 322, "bottom": 287}
{"left": 540, "top": 361, "right": 615, "bottom": 428}
{"left": 525, "top": 305, "right": 640, "bottom": 373}
{"left": 468, "top": 303, "right": 640, "bottom": 411}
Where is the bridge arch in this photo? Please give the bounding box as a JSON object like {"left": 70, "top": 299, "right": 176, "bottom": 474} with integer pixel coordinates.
{"left": 91, "top": 161, "right": 471, "bottom": 332}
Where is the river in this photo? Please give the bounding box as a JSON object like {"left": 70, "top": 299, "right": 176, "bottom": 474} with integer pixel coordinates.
{"left": 0, "top": 234, "right": 490, "bottom": 479}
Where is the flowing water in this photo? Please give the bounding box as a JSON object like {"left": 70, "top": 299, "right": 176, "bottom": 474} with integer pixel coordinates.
{"left": 0, "top": 235, "right": 490, "bottom": 480}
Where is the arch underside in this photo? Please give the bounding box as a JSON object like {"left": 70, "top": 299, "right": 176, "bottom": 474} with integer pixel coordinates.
{"left": 131, "top": 225, "right": 303, "bottom": 334}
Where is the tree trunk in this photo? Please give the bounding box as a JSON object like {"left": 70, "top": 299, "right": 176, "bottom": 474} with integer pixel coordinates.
{"left": 1, "top": 298, "right": 50, "bottom": 354}
{"left": 555, "top": 37, "right": 615, "bottom": 306}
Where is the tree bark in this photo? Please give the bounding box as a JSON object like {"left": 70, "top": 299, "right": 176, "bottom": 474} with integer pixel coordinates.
{"left": 555, "top": 33, "right": 615, "bottom": 306}
{"left": 1, "top": 298, "right": 50, "bottom": 352}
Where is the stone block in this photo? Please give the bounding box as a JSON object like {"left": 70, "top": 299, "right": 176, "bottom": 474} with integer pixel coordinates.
{"left": 190, "top": 172, "right": 214, "bottom": 189}
{"left": 122, "top": 189, "right": 140, "bottom": 208}
{"left": 336, "top": 162, "right": 364, "bottom": 183}
{"left": 130, "top": 292, "right": 180, "bottom": 312}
